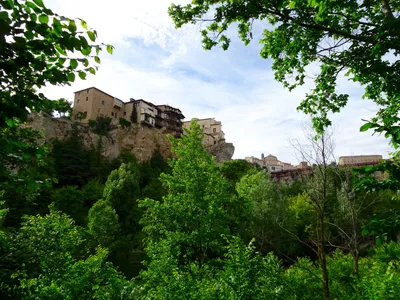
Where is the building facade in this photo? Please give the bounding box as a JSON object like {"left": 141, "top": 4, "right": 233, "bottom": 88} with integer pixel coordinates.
{"left": 73, "top": 87, "right": 125, "bottom": 122}
{"left": 338, "top": 155, "right": 383, "bottom": 166}
{"left": 244, "top": 153, "right": 303, "bottom": 172}
{"left": 72, "top": 87, "right": 184, "bottom": 136}
{"left": 183, "top": 118, "right": 225, "bottom": 147}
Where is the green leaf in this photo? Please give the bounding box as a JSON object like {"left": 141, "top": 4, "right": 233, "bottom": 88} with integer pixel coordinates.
{"left": 89, "top": 67, "right": 96, "bottom": 75}
{"left": 5, "top": 118, "right": 15, "bottom": 128}
{"left": 361, "top": 229, "right": 369, "bottom": 236}
{"left": 30, "top": 14, "right": 37, "bottom": 22}
{"left": 33, "top": 0, "right": 45, "bottom": 8}
{"left": 67, "top": 73, "right": 75, "bottom": 82}
{"left": 68, "top": 20, "right": 77, "bottom": 32}
{"left": 55, "top": 45, "right": 67, "bottom": 56}
{"left": 39, "top": 14, "right": 49, "bottom": 24}
{"left": 81, "top": 47, "right": 91, "bottom": 55}
{"left": 5, "top": 0, "right": 14, "bottom": 9}
{"left": 360, "top": 122, "right": 373, "bottom": 132}
{"left": 87, "top": 31, "right": 96, "bottom": 42}
{"left": 80, "top": 19, "right": 88, "bottom": 30}
{"left": 106, "top": 44, "right": 114, "bottom": 54}
{"left": 69, "top": 59, "right": 78, "bottom": 69}
{"left": 0, "top": 11, "right": 9, "bottom": 20}
{"left": 94, "top": 56, "right": 101, "bottom": 64}
{"left": 78, "top": 71, "right": 86, "bottom": 80}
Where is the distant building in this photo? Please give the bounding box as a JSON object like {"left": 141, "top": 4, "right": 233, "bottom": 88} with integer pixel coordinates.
{"left": 72, "top": 87, "right": 184, "bottom": 137}
{"left": 183, "top": 118, "right": 225, "bottom": 147}
{"left": 338, "top": 155, "right": 382, "bottom": 166}
{"left": 244, "top": 153, "right": 301, "bottom": 172}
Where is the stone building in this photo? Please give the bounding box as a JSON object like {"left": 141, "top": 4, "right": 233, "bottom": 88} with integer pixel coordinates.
{"left": 72, "top": 87, "right": 184, "bottom": 137}
{"left": 338, "top": 155, "right": 382, "bottom": 166}
{"left": 73, "top": 87, "right": 125, "bottom": 122}
{"left": 182, "top": 118, "right": 225, "bottom": 147}
{"left": 244, "top": 153, "right": 303, "bottom": 172}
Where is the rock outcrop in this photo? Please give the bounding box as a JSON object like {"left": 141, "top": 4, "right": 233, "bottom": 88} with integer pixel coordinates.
{"left": 208, "top": 140, "right": 235, "bottom": 163}
{"left": 26, "top": 113, "right": 234, "bottom": 162}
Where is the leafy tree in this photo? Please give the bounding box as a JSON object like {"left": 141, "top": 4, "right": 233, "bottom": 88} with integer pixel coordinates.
{"left": 139, "top": 120, "right": 233, "bottom": 268}
{"left": 103, "top": 163, "right": 141, "bottom": 235}
{"left": 9, "top": 206, "right": 129, "bottom": 299}
{"left": 0, "top": 0, "right": 113, "bottom": 128}
{"left": 51, "top": 127, "right": 91, "bottom": 187}
{"left": 138, "top": 236, "right": 287, "bottom": 299}
{"left": 53, "top": 98, "right": 72, "bottom": 118}
{"left": 168, "top": 0, "right": 400, "bottom": 142}
{"left": 88, "top": 199, "right": 120, "bottom": 249}
{"left": 220, "top": 159, "right": 255, "bottom": 188}
{"left": 236, "top": 170, "right": 298, "bottom": 255}
{"left": 51, "top": 186, "right": 87, "bottom": 226}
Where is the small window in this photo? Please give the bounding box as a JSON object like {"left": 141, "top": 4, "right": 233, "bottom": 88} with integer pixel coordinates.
{"left": 124, "top": 112, "right": 126, "bottom": 116}
{"left": 86, "top": 97, "right": 88, "bottom": 101}
{"left": 101, "top": 100, "right": 105, "bottom": 105}
{"left": 213, "top": 128, "right": 216, "bottom": 133}
{"left": 87, "top": 90, "right": 89, "bottom": 93}
{"left": 111, "top": 112, "right": 114, "bottom": 117}
{"left": 214, "top": 140, "right": 216, "bottom": 145}
{"left": 202, "top": 125, "right": 205, "bottom": 129}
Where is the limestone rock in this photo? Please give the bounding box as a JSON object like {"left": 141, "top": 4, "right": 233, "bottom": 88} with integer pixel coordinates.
{"left": 26, "top": 113, "right": 234, "bottom": 163}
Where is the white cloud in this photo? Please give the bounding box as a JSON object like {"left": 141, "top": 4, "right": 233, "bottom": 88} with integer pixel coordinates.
{"left": 41, "top": 0, "right": 392, "bottom": 165}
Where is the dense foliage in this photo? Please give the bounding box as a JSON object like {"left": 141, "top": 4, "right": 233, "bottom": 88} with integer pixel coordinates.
{"left": 1, "top": 0, "right": 400, "bottom": 298}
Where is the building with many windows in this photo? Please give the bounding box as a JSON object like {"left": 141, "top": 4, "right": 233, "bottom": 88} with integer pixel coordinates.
{"left": 182, "top": 118, "right": 225, "bottom": 147}
{"left": 72, "top": 87, "right": 185, "bottom": 136}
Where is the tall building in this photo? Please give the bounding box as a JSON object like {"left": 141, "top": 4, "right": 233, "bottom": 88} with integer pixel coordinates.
{"left": 72, "top": 87, "right": 184, "bottom": 136}
{"left": 183, "top": 118, "right": 225, "bottom": 147}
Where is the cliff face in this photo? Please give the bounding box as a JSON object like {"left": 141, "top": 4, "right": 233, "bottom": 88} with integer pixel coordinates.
{"left": 26, "top": 113, "right": 234, "bottom": 162}
{"left": 26, "top": 113, "right": 172, "bottom": 161}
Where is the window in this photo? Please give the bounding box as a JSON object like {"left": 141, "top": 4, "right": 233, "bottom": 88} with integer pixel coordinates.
{"left": 111, "top": 112, "right": 114, "bottom": 117}
{"left": 214, "top": 140, "right": 216, "bottom": 145}
{"left": 87, "top": 90, "right": 89, "bottom": 93}
{"left": 86, "top": 97, "right": 88, "bottom": 101}
{"left": 202, "top": 125, "right": 205, "bottom": 129}
{"left": 101, "top": 100, "right": 105, "bottom": 105}
{"left": 124, "top": 112, "right": 126, "bottom": 116}
{"left": 213, "top": 128, "right": 216, "bottom": 133}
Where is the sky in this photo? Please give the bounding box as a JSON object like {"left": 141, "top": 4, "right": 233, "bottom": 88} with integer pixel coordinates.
{"left": 40, "top": 0, "right": 392, "bottom": 164}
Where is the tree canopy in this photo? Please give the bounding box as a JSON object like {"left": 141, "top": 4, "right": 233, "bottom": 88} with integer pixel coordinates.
{"left": 168, "top": 0, "right": 400, "bottom": 145}
{"left": 0, "top": 0, "right": 113, "bottom": 128}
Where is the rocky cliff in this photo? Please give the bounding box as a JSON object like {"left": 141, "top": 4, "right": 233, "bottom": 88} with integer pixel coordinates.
{"left": 26, "top": 113, "right": 234, "bottom": 163}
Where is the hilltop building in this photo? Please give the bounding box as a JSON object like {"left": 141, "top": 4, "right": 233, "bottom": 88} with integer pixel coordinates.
{"left": 244, "top": 153, "right": 307, "bottom": 172}
{"left": 183, "top": 118, "right": 225, "bottom": 147}
{"left": 72, "top": 87, "right": 184, "bottom": 137}
{"left": 338, "top": 155, "right": 383, "bottom": 166}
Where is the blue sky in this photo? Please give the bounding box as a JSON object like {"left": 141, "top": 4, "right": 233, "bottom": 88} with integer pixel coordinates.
{"left": 41, "top": 0, "right": 392, "bottom": 164}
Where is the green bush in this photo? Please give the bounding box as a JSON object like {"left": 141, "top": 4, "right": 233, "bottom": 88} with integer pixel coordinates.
{"left": 119, "top": 118, "right": 131, "bottom": 128}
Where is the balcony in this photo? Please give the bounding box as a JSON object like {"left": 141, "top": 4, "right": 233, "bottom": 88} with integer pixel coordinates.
{"left": 113, "top": 98, "right": 123, "bottom": 108}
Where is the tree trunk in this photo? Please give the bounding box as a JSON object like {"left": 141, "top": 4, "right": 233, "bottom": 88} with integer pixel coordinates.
{"left": 319, "top": 215, "right": 330, "bottom": 299}
{"left": 353, "top": 250, "right": 359, "bottom": 277}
